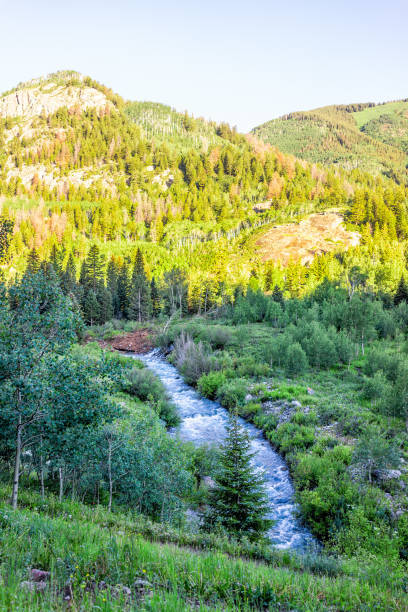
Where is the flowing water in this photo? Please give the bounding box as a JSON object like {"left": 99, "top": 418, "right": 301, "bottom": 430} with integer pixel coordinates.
{"left": 133, "top": 350, "right": 315, "bottom": 550}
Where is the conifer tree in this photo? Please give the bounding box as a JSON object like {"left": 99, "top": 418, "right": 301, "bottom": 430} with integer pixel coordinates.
{"left": 26, "top": 249, "right": 40, "bottom": 274}
{"left": 117, "top": 261, "right": 129, "bottom": 319}
{"left": 0, "top": 217, "right": 14, "bottom": 263}
{"left": 272, "top": 284, "right": 284, "bottom": 305}
{"left": 61, "top": 253, "right": 77, "bottom": 294}
{"left": 128, "top": 248, "right": 151, "bottom": 322}
{"left": 150, "top": 277, "right": 161, "bottom": 318}
{"left": 204, "top": 414, "right": 272, "bottom": 542}
{"left": 80, "top": 244, "right": 105, "bottom": 292}
{"left": 49, "top": 245, "right": 63, "bottom": 279}
{"left": 107, "top": 257, "right": 121, "bottom": 317}
{"left": 394, "top": 275, "right": 408, "bottom": 305}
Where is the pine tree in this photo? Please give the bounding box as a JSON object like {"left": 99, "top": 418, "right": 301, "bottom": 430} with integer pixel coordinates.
{"left": 0, "top": 217, "right": 14, "bottom": 263}
{"left": 150, "top": 277, "right": 161, "bottom": 318}
{"left": 80, "top": 244, "right": 105, "bottom": 292}
{"left": 107, "top": 257, "right": 121, "bottom": 317}
{"left": 127, "top": 248, "right": 151, "bottom": 322}
{"left": 205, "top": 414, "right": 272, "bottom": 542}
{"left": 61, "top": 253, "right": 77, "bottom": 294}
{"left": 83, "top": 289, "right": 100, "bottom": 326}
{"left": 49, "top": 245, "right": 63, "bottom": 279}
{"left": 394, "top": 275, "right": 408, "bottom": 305}
{"left": 117, "top": 261, "right": 129, "bottom": 319}
{"left": 272, "top": 284, "right": 284, "bottom": 305}
{"left": 26, "top": 249, "right": 40, "bottom": 274}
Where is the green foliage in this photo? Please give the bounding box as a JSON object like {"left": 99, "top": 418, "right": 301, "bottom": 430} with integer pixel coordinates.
{"left": 204, "top": 414, "right": 272, "bottom": 541}
{"left": 197, "top": 370, "right": 226, "bottom": 399}
{"left": 352, "top": 430, "right": 400, "bottom": 483}
{"left": 217, "top": 378, "right": 248, "bottom": 409}
{"left": 123, "top": 365, "right": 179, "bottom": 427}
{"left": 252, "top": 100, "right": 408, "bottom": 178}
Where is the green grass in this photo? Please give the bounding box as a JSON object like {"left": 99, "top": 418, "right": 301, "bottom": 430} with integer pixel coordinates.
{"left": 0, "top": 488, "right": 407, "bottom": 611}
{"left": 353, "top": 100, "right": 408, "bottom": 129}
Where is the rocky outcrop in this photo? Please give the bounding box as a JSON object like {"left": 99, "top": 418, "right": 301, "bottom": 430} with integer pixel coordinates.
{"left": 256, "top": 212, "right": 360, "bottom": 265}
{"left": 0, "top": 84, "right": 112, "bottom": 120}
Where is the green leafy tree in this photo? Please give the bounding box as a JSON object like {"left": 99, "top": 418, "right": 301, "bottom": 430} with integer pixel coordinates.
{"left": 204, "top": 414, "right": 272, "bottom": 541}
{"left": 0, "top": 272, "right": 79, "bottom": 508}
{"left": 352, "top": 430, "right": 400, "bottom": 483}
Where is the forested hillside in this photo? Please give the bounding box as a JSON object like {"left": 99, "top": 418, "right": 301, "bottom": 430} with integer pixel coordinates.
{"left": 1, "top": 71, "right": 408, "bottom": 320}
{"left": 1, "top": 71, "right": 408, "bottom": 610}
{"left": 252, "top": 100, "right": 408, "bottom": 181}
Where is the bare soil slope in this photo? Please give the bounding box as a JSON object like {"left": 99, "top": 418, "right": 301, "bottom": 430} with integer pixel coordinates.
{"left": 256, "top": 213, "right": 360, "bottom": 265}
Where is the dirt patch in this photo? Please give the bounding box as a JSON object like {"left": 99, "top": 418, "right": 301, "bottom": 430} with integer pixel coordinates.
{"left": 93, "top": 328, "right": 154, "bottom": 354}
{"left": 256, "top": 212, "right": 360, "bottom": 265}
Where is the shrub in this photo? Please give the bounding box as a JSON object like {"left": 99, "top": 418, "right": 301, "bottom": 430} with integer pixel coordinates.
{"left": 173, "top": 331, "right": 214, "bottom": 384}
{"left": 217, "top": 379, "right": 248, "bottom": 409}
{"left": 362, "top": 371, "right": 389, "bottom": 402}
{"left": 154, "top": 399, "right": 180, "bottom": 427}
{"left": 268, "top": 423, "right": 315, "bottom": 453}
{"left": 285, "top": 342, "right": 309, "bottom": 375}
{"left": 240, "top": 402, "right": 262, "bottom": 419}
{"left": 352, "top": 430, "right": 400, "bottom": 483}
{"left": 197, "top": 371, "right": 227, "bottom": 399}
{"left": 124, "top": 367, "right": 164, "bottom": 401}
{"left": 203, "top": 326, "right": 233, "bottom": 349}
{"left": 235, "top": 356, "right": 270, "bottom": 378}
{"left": 292, "top": 410, "right": 318, "bottom": 426}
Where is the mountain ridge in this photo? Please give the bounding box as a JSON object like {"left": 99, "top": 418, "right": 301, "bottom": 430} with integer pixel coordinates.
{"left": 251, "top": 98, "right": 408, "bottom": 181}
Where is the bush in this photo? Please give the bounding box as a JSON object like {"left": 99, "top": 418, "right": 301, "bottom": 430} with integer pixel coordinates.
{"left": 173, "top": 331, "right": 214, "bottom": 384}
{"left": 240, "top": 402, "right": 262, "bottom": 419}
{"left": 267, "top": 423, "right": 315, "bottom": 453}
{"left": 285, "top": 342, "right": 309, "bottom": 375}
{"left": 125, "top": 367, "right": 165, "bottom": 401}
{"left": 292, "top": 410, "right": 318, "bottom": 426}
{"left": 362, "top": 371, "right": 389, "bottom": 402}
{"left": 217, "top": 379, "right": 248, "bottom": 409}
{"left": 197, "top": 371, "right": 227, "bottom": 399}
{"left": 123, "top": 366, "right": 179, "bottom": 426}
{"left": 203, "top": 326, "right": 233, "bottom": 349}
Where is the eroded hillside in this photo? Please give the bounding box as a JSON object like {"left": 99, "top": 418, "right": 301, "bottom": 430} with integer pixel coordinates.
{"left": 256, "top": 213, "right": 360, "bottom": 265}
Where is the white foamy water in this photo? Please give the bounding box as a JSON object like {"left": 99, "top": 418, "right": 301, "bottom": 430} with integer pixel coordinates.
{"left": 133, "top": 350, "right": 316, "bottom": 550}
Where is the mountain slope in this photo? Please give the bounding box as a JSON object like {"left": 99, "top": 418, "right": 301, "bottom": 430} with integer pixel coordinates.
{"left": 252, "top": 100, "right": 408, "bottom": 180}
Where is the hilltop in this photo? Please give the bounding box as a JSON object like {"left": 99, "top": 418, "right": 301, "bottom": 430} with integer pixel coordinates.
{"left": 252, "top": 99, "right": 408, "bottom": 180}
{"left": 0, "top": 70, "right": 407, "bottom": 304}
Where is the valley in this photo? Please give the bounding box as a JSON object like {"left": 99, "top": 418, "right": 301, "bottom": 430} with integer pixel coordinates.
{"left": 0, "top": 70, "right": 407, "bottom": 611}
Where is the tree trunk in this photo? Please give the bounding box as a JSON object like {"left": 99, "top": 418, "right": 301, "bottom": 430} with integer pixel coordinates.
{"left": 10, "top": 415, "right": 22, "bottom": 509}
{"left": 59, "top": 467, "right": 64, "bottom": 503}
{"left": 108, "top": 440, "right": 113, "bottom": 512}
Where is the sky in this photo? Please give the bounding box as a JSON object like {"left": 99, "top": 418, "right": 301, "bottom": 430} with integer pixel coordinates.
{"left": 0, "top": 0, "right": 407, "bottom": 132}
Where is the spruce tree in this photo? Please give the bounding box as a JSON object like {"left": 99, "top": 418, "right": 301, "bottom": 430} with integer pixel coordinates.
{"left": 272, "top": 284, "right": 284, "bottom": 305}
{"left": 0, "top": 217, "right": 14, "bottom": 263}
{"left": 26, "top": 249, "right": 40, "bottom": 274}
{"left": 150, "top": 277, "right": 161, "bottom": 318}
{"left": 205, "top": 414, "right": 272, "bottom": 542}
{"left": 107, "top": 257, "right": 121, "bottom": 317}
{"left": 61, "top": 253, "right": 77, "bottom": 294}
{"left": 80, "top": 244, "right": 105, "bottom": 292}
{"left": 127, "top": 248, "right": 151, "bottom": 322}
{"left": 394, "top": 275, "right": 408, "bottom": 305}
{"left": 117, "top": 261, "right": 129, "bottom": 319}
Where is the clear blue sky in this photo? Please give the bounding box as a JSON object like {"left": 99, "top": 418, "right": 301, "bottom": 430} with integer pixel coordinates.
{"left": 1, "top": 0, "right": 407, "bottom": 132}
